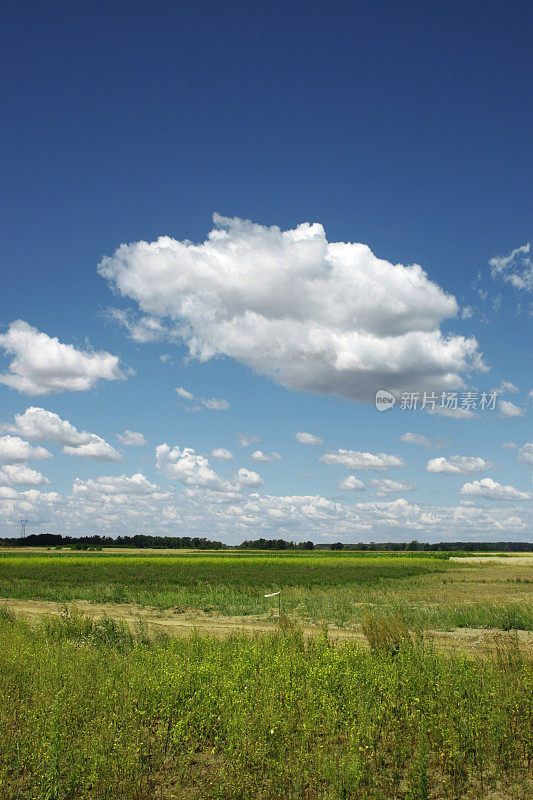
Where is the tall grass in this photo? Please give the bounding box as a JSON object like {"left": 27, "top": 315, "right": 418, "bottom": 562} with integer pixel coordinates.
{"left": 0, "top": 611, "right": 531, "bottom": 799}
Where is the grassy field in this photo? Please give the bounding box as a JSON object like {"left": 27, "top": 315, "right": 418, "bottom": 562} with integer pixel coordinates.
{"left": 0, "top": 550, "right": 531, "bottom": 630}
{"left": 0, "top": 550, "right": 531, "bottom": 799}
{"left": 0, "top": 607, "right": 531, "bottom": 800}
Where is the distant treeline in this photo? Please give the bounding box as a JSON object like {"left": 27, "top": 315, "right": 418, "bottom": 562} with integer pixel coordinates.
{"left": 316, "top": 541, "right": 533, "bottom": 552}
{"left": 0, "top": 533, "right": 226, "bottom": 550}
{"left": 0, "top": 533, "right": 531, "bottom": 552}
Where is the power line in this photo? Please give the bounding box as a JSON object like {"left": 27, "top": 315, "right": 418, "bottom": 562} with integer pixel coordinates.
{"left": 19, "top": 519, "right": 29, "bottom": 538}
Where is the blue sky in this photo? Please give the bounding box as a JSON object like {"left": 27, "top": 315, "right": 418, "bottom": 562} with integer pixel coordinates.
{"left": 0, "top": 0, "right": 531, "bottom": 542}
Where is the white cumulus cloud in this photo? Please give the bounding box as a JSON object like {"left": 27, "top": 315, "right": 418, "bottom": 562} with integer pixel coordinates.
{"left": 98, "top": 215, "right": 485, "bottom": 403}
{"left": 460, "top": 478, "right": 532, "bottom": 501}
{"left": 210, "top": 448, "right": 234, "bottom": 461}
{"left": 0, "top": 321, "right": 126, "bottom": 395}
{"left": 72, "top": 474, "right": 160, "bottom": 496}
{"left": 339, "top": 475, "right": 365, "bottom": 491}
{"left": 295, "top": 431, "right": 324, "bottom": 446}
{"left": 251, "top": 450, "right": 282, "bottom": 462}
{"left": 499, "top": 400, "right": 525, "bottom": 418}
{"left": 0, "top": 436, "right": 52, "bottom": 464}
{"left": 427, "top": 456, "right": 492, "bottom": 474}
{"left": 116, "top": 430, "right": 147, "bottom": 446}
{"left": 156, "top": 444, "right": 263, "bottom": 494}
{"left": 1, "top": 407, "right": 122, "bottom": 462}
{"left": 0, "top": 465, "right": 50, "bottom": 487}
{"left": 63, "top": 440, "right": 122, "bottom": 462}
{"left": 320, "top": 450, "right": 403, "bottom": 470}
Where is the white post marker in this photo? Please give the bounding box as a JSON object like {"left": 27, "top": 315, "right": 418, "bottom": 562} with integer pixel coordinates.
{"left": 264, "top": 591, "right": 281, "bottom": 619}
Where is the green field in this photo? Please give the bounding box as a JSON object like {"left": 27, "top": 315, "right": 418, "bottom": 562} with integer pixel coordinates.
{"left": 1, "top": 550, "right": 532, "bottom": 630}
{"left": 0, "top": 607, "right": 531, "bottom": 800}
{"left": 1, "top": 550, "right": 532, "bottom": 799}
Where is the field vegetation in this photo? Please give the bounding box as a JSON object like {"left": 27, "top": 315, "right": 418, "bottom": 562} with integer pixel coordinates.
{"left": 0, "top": 550, "right": 531, "bottom": 631}
{"left": 0, "top": 606, "right": 531, "bottom": 800}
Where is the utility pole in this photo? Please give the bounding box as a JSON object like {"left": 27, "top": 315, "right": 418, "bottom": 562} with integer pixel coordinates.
{"left": 19, "top": 519, "right": 29, "bottom": 538}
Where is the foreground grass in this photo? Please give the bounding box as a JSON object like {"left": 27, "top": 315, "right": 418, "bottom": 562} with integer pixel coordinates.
{"left": 0, "top": 609, "right": 531, "bottom": 800}
{"left": 0, "top": 551, "right": 532, "bottom": 630}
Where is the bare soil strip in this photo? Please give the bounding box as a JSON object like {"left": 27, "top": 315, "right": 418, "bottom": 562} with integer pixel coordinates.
{"left": 3, "top": 597, "right": 532, "bottom": 657}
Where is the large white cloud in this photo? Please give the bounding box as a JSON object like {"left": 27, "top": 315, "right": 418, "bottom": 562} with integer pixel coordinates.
{"left": 1, "top": 407, "right": 122, "bottom": 462}
{"left": 427, "top": 456, "right": 492, "bottom": 474}
{"left": 320, "top": 450, "right": 403, "bottom": 470}
{"left": 0, "top": 435, "right": 52, "bottom": 464}
{"left": 0, "top": 321, "right": 127, "bottom": 395}
{"left": 460, "top": 478, "right": 532, "bottom": 501}
{"left": 98, "top": 215, "right": 485, "bottom": 402}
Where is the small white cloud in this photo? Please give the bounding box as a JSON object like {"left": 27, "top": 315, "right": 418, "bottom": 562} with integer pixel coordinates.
{"left": 210, "top": 448, "right": 234, "bottom": 461}
{"left": 368, "top": 478, "right": 416, "bottom": 493}
{"left": 295, "top": 431, "right": 324, "bottom": 446}
{"left": 460, "top": 477, "right": 532, "bottom": 501}
{"left": 320, "top": 450, "right": 403, "bottom": 470}
{"left": 339, "top": 475, "right": 365, "bottom": 491}
{"left": 489, "top": 243, "right": 533, "bottom": 292}
{"left": 0, "top": 320, "right": 126, "bottom": 395}
{"left": 499, "top": 400, "right": 525, "bottom": 418}
{"left": 399, "top": 432, "right": 431, "bottom": 448}
{"left": 427, "top": 456, "right": 492, "bottom": 474}
{"left": 517, "top": 443, "right": 533, "bottom": 467}
{"left": 202, "top": 397, "right": 230, "bottom": 411}
{"left": 460, "top": 306, "right": 473, "bottom": 319}
{"left": 502, "top": 442, "right": 517, "bottom": 450}
{"left": 235, "top": 468, "right": 264, "bottom": 488}
{"left": 237, "top": 433, "right": 259, "bottom": 448}
{"left": 251, "top": 450, "right": 282, "bottom": 462}
{"left": 72, "top": 473, "right": 159, "bottom": 496}
{"left": 116, "top": 430, "right": 147, "bottom": 446}
{"left": 0, "top": 464, "right": 50, "bottom": 487}
{"left": 1, "top": 407, "right": 122, "bottom": 461}
{"left": 156, "top": 444, "right": 263, "bottom": 494}
{"left": 0, "top": 435, "right": 52, "bottom": 465}
{"left": 175, "top": 386, "right": 195, "bottom": 400}
{"left": 160, "top": 353, "right": 173, "bottom": 364}
{"left": 63, "top": 439, "right": 122, "bottom": 462}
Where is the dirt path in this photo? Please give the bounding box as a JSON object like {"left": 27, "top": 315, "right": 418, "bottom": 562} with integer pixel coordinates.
{"left": 2, "top": 597, "right": 532, "bottom": 657}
